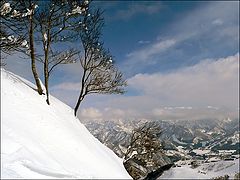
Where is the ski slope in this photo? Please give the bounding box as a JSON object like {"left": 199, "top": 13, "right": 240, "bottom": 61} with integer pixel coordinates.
{"left": 1, "top": 68, "right": 131, "bottom": 179}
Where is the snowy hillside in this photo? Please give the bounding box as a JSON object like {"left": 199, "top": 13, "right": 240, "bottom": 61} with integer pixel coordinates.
{"left": 1, "top": 68, "right": 131, "bottom": 179}
{"left": 160, "top": 159, "right": 239, "bottom": 179}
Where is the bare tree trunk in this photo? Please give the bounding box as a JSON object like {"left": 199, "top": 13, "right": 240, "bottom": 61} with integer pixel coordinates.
{"left": 44, "top": 67, "right": 50, "bottom": 105}
{"left": 43, "top": 17, "right": 51, "bottom": 105}
{"left": 74, "top": 90, "right": 84, "bottom": 116}
{"left": 74, "top": 98, "right": 80, "bottom": 116}
{"left": 74, "top": 70, "right": 86, "bottom": 116}
{"left": 44, "top": 49, "right": 50, "bottom": 105}
{"left": 29, "top": 12, "right": 43, "bottom": 95}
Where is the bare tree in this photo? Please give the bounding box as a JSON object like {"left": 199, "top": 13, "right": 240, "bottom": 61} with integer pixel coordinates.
{"left": 124, "top": 122, "right": 164, "bottom": 162}
{"left": 35, "top": 0, "right": 87, "bottom": 104}
{"left": 0, "top": 26, "right": 24, "bottom": 54}
{"left": 0, "top": 0, "right": 44, "bottom": 95}
{"left": 1, "top": 0, "right": 126, "bottom": 108}
{"left": 74, "top": 9, "right": 127, "bottom": 116}
{"left": 1, "top": 0, "right": 91, "bottom": 103}
{"left": 123, "top": 122, "right": 171, "bottom": 179}
{"left": 0, "top": 1, "right": 25, "bottom": 65}
{"left": 26, "top": 1, "right": 44, "bottom": 95}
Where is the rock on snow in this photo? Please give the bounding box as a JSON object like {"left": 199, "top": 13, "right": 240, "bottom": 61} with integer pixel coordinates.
{"left": 1, "top": 68, "right": 131, "bottom": 179}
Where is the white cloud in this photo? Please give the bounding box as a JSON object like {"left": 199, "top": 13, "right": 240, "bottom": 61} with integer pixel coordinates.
{"left": 79, "top": 54, "right": 239, "bottom": 121}
{"left": 150, "top": 106, "right": 236, "bottom": 121}
{"left": 128, "top": 53, "right": 239, "bottom": 109}
{"left": 212, "top": 18, "right": 223, "bottom": 26}
{"left": 127, "top": 39, "right": 176, "bottom": 62}
{"left": 52, "top": 82, "right": 80, "bottom": 91}
{"left": 78, "top": 107, "right": 139, "bottom": 122}
{"left": 138, "top": 40, "right": 150, "bottom": 44}
{"left": 123, "top": 39, "right": 177, "bottom": 71}
{"left": 48, "top": 53, "right": 238, "bottom": 122}
{"left": 80, "top": 107, "right": 103, "bottom": 121}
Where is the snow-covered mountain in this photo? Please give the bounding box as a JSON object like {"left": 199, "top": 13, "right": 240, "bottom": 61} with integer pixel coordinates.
{"left": 1, "top": 68, "right": 131, "bottom": 179}
{"left": 83, "top": 118, "right": 239, "bottom": 160}
{"left": 83, "top": 118, "right": 239, "bottom": 179}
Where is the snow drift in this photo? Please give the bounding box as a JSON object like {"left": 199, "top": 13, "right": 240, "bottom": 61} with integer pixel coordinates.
{"left": 1, "top": 68, "right": 131, "bottom": 179}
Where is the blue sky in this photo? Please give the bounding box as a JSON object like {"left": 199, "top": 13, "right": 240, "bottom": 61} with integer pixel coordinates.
{"left": 4, "top": 1, "right": 239, "bottom": 121}
{"left": 98, "top": 1, "right": 203, "bottom": 69}
{"left": 97, "top": 1, "right": 238, "bottom": 75}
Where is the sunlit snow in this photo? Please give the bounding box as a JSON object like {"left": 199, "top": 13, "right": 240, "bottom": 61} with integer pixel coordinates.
{"left": 1, "top": 68, "right": 131, "bottom": 179}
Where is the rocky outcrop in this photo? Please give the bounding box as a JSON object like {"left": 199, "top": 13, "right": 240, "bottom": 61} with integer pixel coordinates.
{"left": 124, "top": 152, "right": 172, "bottom": 180}
{"left": 144, "top": 164, "right": 173, "bottom": 180}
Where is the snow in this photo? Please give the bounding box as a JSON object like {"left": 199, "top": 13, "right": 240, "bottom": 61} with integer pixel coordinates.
{"left": 0, "top": 3, "right": 12, "bottom": 16}
{"left": 43, "top": 33, "right": 47, "bottom": 42}
{"left": 208, "top": 157, "right": 221, "bottom": 162}
{"left": 11, "top": 10, "right": 21, "bottom": 18}
{"left": 21, "top": 40, "right": 28, "bottom": 48}
{"left": 66, "top": 5, "right": 86, "bottom": 16}
{"left": 172, "top": 134, "right": 187, "bottom": 145}
{"left": 7, "top": 35, "right": 17, "bottom": 42}
{"left": 160, "top": 165, "right": 207, "bottom": 179}
{"left": 230, "top": 133, "right": 239, "bottom": 144}
{"left": 160, "top": 159, "right": 239, "bottom": 179}
{"left": 22, "top": 9, "right": 33, "bottom": 17}
{"left": 193, "top": 149, "right": 211, "bottom": 155}
{"left": 1, "top": 68, "right": 131, "bottom": 179}
{"left": 72, "top": 6, "right": 82, "bottom": 15}
{"left": 219, "top": 150, "right": 236, "bottom": 155}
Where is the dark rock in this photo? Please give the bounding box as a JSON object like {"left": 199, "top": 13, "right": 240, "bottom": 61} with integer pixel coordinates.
{"left": 144, "top": 164, "right": 173, "bottom": 180}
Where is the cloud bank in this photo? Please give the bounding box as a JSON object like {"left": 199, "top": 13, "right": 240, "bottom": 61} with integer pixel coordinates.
{"left": 128, "top": 53, "right": 239, "bottom": 109}
{"left": 78, "top": 54, "right": 239, "bottom": 121}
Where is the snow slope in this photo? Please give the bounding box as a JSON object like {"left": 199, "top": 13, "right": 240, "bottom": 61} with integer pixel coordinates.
{"left": 1, "top": 68, "right": 131, "bottom": 179}
{"left": 160, "top": 159, "right": 239, "bottom": 179}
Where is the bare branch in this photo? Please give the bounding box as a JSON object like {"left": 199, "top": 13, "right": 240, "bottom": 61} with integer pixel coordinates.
{"left": 74, "top": 7, "right": 127, "bottom": 116}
